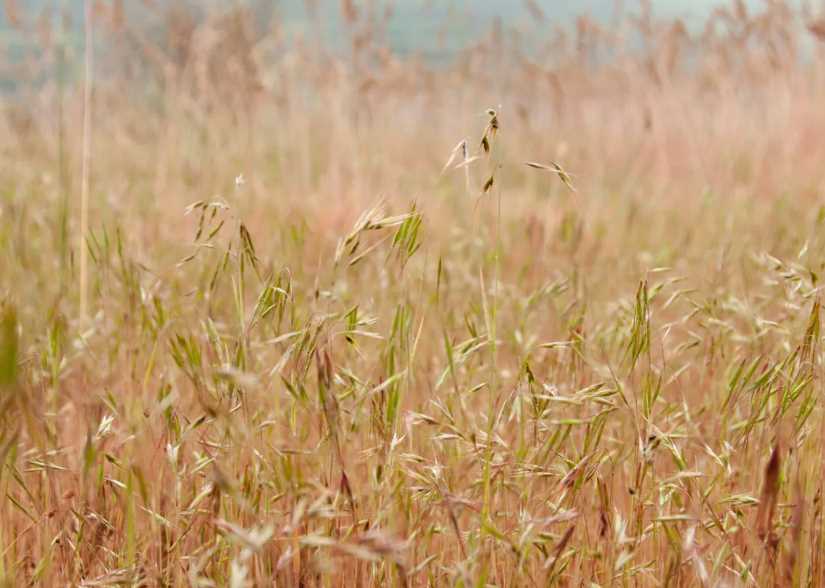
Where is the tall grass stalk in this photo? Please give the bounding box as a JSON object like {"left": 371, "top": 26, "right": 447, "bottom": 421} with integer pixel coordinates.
{"left": 78, "top": 0, "right": 94, "bottom": 322}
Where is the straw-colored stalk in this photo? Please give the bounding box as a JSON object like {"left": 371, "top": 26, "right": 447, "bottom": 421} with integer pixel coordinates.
{"left": 79, "top": 0, "right": 94, "bottom": 322}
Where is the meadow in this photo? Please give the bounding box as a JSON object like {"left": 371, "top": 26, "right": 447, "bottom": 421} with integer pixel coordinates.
{"left": 2, "top": 1, "right": 825, "bottom": 585}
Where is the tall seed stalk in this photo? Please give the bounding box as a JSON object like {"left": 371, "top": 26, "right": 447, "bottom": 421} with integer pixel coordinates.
{"left": 79, "top": 0, "right": 94, "bottom": 322}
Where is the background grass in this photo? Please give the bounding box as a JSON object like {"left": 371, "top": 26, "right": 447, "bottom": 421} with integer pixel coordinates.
{"left": 2, "top": 1, "right": 825, "bottom": 585}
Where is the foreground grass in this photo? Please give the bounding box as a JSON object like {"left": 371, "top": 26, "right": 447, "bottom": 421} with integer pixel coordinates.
{"left": 3, "top": 2, "right": 825, "bottom": 586}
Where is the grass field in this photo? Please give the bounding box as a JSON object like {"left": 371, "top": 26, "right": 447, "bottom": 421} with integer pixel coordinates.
{"left": 3, "top": 1, "right": 825, "bottom": 586}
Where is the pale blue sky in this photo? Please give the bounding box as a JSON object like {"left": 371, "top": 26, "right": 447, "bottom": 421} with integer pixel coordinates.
{"left": 0, "top": 1, "right": 795, "bottom": 64}
{"left": 271, "top": 0, "right": 773, "bottom": 58}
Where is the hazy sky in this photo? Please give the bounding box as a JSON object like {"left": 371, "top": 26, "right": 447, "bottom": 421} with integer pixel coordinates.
{"left": 270, "top": 0, "right": 770, "bottom": 57}
{"left": 1, "top": 1, "right": 766, "bottom": 30}
{"left": 0, "top": 0, "right": 792, "bottom": 63}
{"left": 274, "top": 0, "right": 763, "bottom": 25}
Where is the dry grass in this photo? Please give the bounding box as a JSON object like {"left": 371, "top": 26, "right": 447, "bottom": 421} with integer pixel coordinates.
{"left": 2, "top": 1, "right": 825, "bottom": 585}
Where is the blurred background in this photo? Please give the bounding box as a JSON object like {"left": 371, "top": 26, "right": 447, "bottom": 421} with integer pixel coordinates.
{"left": 2, "top": 0, "right": 825, "bottom": 299}
{"left": 0, "top": 0, "right": 801, "bottom": 69}
{"left": 2, "top": 0, "right": 824, "bottom": 296}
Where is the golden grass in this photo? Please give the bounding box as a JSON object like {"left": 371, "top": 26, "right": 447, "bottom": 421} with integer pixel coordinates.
{"left": 2, "top": 1, "right": 825, "bottom": 585}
